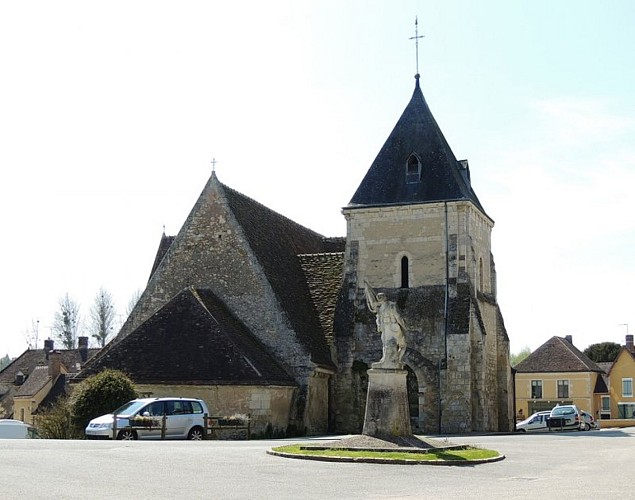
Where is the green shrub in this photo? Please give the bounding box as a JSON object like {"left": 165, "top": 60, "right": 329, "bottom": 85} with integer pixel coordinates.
{"left": 37, "top": 397, "right": 82, "bottom": 439}
{"left": 70, "top": 369, "right": 137, "bottom": 434}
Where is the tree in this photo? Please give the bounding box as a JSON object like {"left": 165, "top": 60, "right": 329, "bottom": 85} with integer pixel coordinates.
{"left": 36, "top": 397, "right": 81, "bottom": 439}
{"left": 23, "top": 319, "right": 41, "bottom": 350}
{"left": 510, "top": 346, "right": 532, "bottom": 367}
{"left": 125, "top": 289, "right": 142, "bottom": 317}
{"left": 90, "top": 287, "right": 116, "bottom": 347}
{"left": 70, "top": 369, "right": 137, "bottom": 434}
{"left": 0, "top": 354, "right": 11, "bottom": 371}
{"left": 583, "top": 342, "right": 621, "bottom": 363}
{"left": 53, "top": 294, "right": 81, "bottom": 349}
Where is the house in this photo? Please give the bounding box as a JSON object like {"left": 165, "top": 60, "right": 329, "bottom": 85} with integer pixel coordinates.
{"left": 604, "top": 334, "right": 635, "bottom": 420}
{"left": 514, "top": 335, "right": 607, "bottom": 417}
{"left": 76, "top": 73, "right": 513, "bottom": 435}
{"left": 0, "top": 337, "right": 99, "bottom": 424}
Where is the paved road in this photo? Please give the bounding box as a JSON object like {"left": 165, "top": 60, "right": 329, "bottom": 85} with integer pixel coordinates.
{"left": 1, "top": 428, "right": 633, "bottom": 499}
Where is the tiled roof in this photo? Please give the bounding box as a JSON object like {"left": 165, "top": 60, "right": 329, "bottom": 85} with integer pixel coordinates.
{"left": 149, "top": 232, "right": 175, "bottom": 280}
{"left": 298, "top": 253, "right": 344, "bottom": 339}
{"left": 0, "top": 346, "right": 99, "bottom": 383}
{"left": 77, "top": 287, "right": 296, "bottom": 386}
{"left": 222, "top": 183, "right": 343, "bottom": 368}
{"left": 515, "top": 336, "right": 604, "bottom": 373}
{"left": 0, "top": 346, "right": 98, "bottom": 418}
{"left": 14, "top": 365, "right": 50, "bottom": 397}
{"left": 348, "top": 76, "right": 486, "bottom": 215}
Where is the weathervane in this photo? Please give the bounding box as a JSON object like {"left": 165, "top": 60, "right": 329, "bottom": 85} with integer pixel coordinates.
{"left": 409, "top": 16, "right": 424, "bottom": 77}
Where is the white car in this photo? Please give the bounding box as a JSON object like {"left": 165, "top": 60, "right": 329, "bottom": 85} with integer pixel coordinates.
{"left": 0, "top": 419, "right": 39, "bottom": 439}
{"left": 515, "top": 411, "right": 551, "bottom": 432}
{"left": 85, "top": 397, "right": 209, "bottom": 440}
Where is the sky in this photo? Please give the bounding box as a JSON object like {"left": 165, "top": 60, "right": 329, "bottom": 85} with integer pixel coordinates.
{"left": 1, "top": 1, "right": 633, "bottom": 358}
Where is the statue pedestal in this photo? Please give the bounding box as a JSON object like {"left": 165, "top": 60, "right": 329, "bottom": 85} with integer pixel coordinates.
{"left": 362, "top": 368, "right": 412, "bottom": 437}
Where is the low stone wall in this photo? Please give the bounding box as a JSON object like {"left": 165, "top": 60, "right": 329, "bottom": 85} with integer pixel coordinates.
{"left": 598, "top": 418, "right": 635, "bottom": 429}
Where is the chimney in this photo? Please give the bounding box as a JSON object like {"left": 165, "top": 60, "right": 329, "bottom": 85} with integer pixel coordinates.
{"left": 44, "top": 339, "right": 54, "bottom": 359}
{"left": 78, "top": 336, "right": 89, "bottom": 362}
{"left": 564, "top": 335, "right": 573, "bottom": 344}
{"left": 626, "top": 335, "right": 634, "bottom": 351}
{"left": 48, "top": 351, "right": 61, "bottom": 379}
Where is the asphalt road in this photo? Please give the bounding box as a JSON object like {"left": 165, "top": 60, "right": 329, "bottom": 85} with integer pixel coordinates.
{"left": 1, "top": 427, "right": 633, "bottom": 500}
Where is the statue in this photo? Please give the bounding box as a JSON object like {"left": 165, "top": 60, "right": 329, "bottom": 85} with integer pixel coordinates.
{"left": 364, "top": 280, "right": 407, "bottom": 369}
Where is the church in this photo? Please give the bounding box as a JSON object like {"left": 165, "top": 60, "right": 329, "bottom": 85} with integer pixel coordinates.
{"left": 77, "top": 73, "right": 514, "bottom": 435}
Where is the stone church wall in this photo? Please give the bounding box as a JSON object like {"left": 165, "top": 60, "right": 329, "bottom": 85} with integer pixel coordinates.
{"left": 336, "top": 198, "right": 511, "bottom": 433}
{"left": 134, "top": 383, "right": 296, "bottom": 437}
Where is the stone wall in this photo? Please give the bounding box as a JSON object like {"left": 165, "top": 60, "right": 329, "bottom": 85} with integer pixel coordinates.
{"left": 134, "top": 383, "right": 296, "bottom": 436}
{"left": 335, "top": 199, "right": 512, "bottom": 433}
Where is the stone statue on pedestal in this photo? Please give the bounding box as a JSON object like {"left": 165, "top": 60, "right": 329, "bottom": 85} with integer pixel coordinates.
{"left": 362, "top": 280, "right": 412, "bottom": 438}
{"left": 364, "top": 280, "right": 407, "bottom": 369}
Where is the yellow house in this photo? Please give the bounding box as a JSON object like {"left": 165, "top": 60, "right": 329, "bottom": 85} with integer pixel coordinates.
{"left": 0, "top": 337, "right": 99, "bottom": 424}
{"left": 13, "top": 352, "right": 66, "bottom": 425}
{"left": 514, "top": 335, "right": 607, "bottom": 419}
{"left": 604, "top": 337, "right": 635, "bottom": 419}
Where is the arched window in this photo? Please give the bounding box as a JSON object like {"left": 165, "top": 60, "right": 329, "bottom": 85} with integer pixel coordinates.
{"left": 479, "top": 258, "right": 484, "bottom": 291}
{"left": 401, "top": 256, "right": 409, "bottom": 288}
{"left": 406, "top": 154, "right": 421, "bottom": 184}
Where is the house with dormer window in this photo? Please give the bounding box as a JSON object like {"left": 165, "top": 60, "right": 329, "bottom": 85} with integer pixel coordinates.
{"left": 514, "top": 335, "right": 607, "bottom": 417}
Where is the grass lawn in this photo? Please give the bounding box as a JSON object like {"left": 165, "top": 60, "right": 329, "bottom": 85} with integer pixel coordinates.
{"left": 271, "top": 444, "right": 500, "bottom": 462}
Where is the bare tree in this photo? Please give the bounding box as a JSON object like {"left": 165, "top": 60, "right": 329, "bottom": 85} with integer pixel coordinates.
{"left": 24, "top": 319, "right": 41, "bottom": 350}
{"left": 53, "top": 294, "right": 81, "bottom": 349}
{"left": 90, "top": 287, "right": 116, "bottom": 347}
{"left": 125, "top": 289, "right": 142, "bottom": 317}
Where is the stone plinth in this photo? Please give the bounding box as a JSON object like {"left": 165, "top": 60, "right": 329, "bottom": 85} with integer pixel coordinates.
{"left": 362, "top": 368, "right": 412, "bottom": 437}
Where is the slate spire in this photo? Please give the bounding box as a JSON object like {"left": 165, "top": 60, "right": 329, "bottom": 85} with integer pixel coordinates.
{"left": 348, "top": 75, "right": 486, "bottom": 215}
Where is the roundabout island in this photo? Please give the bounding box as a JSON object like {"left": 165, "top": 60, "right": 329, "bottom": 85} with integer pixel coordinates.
{"left": 268, "top": 434, "right": 504, "bottom": 466}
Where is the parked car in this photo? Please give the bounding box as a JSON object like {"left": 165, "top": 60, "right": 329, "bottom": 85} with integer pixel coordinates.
{"left": 547, "top": 404, "right": 582, "bottom": 431}
{"left": 85, "top": 397, "right": 209, "bottom": 440}
{"left": 579, "top": 410, "right": 597, "bottom": 431}
{"left": 516, "top": 411, "right": 552, "bottom": 432}
{"left": 0, "top": 419, "right": 39, "bottom": 439}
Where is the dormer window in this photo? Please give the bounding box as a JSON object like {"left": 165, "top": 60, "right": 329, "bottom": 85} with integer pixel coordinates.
{"left": 406, "top": 154, "right": 421, "bottom": 184}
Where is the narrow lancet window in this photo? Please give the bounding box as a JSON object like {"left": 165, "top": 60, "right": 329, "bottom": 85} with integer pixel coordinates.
{"left": 406, "top": 154, "right": 421, "bottom": 184}
{"left": 401, "top": 256, "right": 409, "bottom": 288}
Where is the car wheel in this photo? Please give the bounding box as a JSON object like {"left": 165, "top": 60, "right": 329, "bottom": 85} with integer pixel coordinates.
{"left": 117, "top": 429, "right": 137, "bottom": 440}
{"left": 188, "top": 426, "right": 204, "bottom": 440}
{"left": 584, "top": 423, "right": 591, "bottom": 431}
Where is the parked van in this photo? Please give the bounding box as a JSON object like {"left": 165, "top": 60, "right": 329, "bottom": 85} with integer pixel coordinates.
{"left": 515, "top": 411, "right": 551, "bottom": 432}
{"left": 85, "top": 397, "right": 209, "bottom": 440}
{"left": 0, "top": 419, "right": 39, "bottom": 439}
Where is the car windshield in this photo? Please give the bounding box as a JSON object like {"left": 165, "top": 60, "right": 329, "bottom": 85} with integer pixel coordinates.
{"left": 112, "top": 400, "right": 148, "bottom": 417}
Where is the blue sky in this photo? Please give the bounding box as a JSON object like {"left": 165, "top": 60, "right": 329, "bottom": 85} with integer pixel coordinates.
{"left": 1, "top": 1, "right": 633, "bottom": 357}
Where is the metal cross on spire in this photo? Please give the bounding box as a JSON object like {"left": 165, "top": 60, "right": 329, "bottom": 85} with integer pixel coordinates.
{"left": 211, "top": 158, "right": 217, "bottom": 172}
{"left": 409, "top": 17, "right": 424, "bottom": 77}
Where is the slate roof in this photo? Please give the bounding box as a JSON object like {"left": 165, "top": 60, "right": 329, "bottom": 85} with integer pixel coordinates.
{"left": 515, "top": 336, "right": 604, "bottom": 373}
{"left": 348, "top": 75, "right": 486, "bottom": 216}
{"left": 77, "top": 287, "right": 296, "bottom": 386}
{"left": 221, "top": 182, "right": 344, "bottom": 367}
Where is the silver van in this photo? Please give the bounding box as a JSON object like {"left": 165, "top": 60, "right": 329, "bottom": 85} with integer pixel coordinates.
{"left": 85, "top": 397, "right": 209, "bottom": 440}
{"left": 515, "top": 411, "right": 551, "bottom": 432}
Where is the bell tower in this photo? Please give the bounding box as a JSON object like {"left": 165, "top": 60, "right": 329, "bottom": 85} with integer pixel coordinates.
{"left": 333, "top": 73, "right": 513, "bottom": 434}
